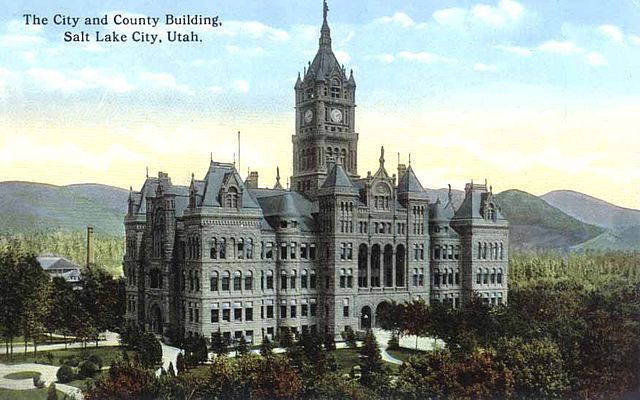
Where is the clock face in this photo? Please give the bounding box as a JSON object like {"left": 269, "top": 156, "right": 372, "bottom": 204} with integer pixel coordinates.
{"left": 304, "top": 109, "right": 313, "bottom": 123}
{"left": 330, "top": 108, "right": 343, "bottom": 123}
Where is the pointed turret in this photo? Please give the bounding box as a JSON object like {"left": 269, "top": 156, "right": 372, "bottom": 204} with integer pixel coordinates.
{"left": 273, "top": 167, "right": 284, "bottom": 190}
{"left": 295, "top": 72, "right": 303, "bottom": 89}
{"left": 319, "top": 0, "right": 331, "bottom": 48}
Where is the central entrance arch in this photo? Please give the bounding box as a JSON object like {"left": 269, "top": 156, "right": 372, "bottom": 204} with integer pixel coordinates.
{"left": 360, "top": 306, "right": 372, "bottom": 330}
{"left": 150, "top": 305, "right": 164, "bottom": 335}
{"left": 375, "top": 301, "right": 391, "bottom": 328}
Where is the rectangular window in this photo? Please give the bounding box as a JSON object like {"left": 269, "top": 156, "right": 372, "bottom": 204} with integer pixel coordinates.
{"left": 290, "top": 305, "right": 297, "bottom": 318}
{"left": 189, "top": 308, "right": 193, "bottom": 322}
{"left": 340, "top": 243, "right": 347, "bottom": 260}
{"left": 237, "top": 240, "right": 244, "bottom": 259}
{"left": 310, "top": 303, "right": 317, "bottom": 317}
{"left": 246, "top": 330, "right": 254, "bottom": 342}
{"left": 195, "top": 309, "right": 199, "bottom": 323}
{"left": 267, "top": 305, "right": 274, "bottom": 318}
{"left": 310, "top": 273, "right": 316, "bottom": 289}
{"left": 211, "top": 309, "right": 219, "bottom": 323}
{"left": 234, "top": 277, "right": 242, "bottom": 291}
{"left": 222, "top": 277, "right": 230, "bottom": 291}
{"left": 290, "top": 242, "right": 297, "bottom": 259}
{"left": 222, "top": 309, "right": 230, "bottom": 322}
{"left": 301, "top": 304, "right": 308, "bottom": 317}
{"left": 234, "top": 308, "right": 242, "bottom": 321}
{"left": 280, "top": 305, "right": 287, "bottom": 318}
{"left": 301, "top": 243, "right": 308, "bottom": 259}
{"left": 301, "top": 274, "right": 308, "bottom": 288}
{"left": 244, "top": 276, "right": 253, "bottom": 291}
{"left": 309, "top": 245, "right": 316, "bottom": 260}
{"left": 343, "top": 306, "right": 349, "bottom": 317}
{"left": 280, "top": 243, "right": 288, "bottom": 260}
{"left": 266, "top": 242, "right": 273, "bottom": 259}
{"left": 281, "top": 274, "right": 287, "bottom": 290}
{"left": 223, "top": 331, "right": 231, "bottom": 344}
{"left": 347, "top": 275, "right": 353, "bottom": 288}
{"left": 340, "top": 275, "right": 346, "bottom": 288}
{"left": 347, "top": 243, "right": 353, "bottom": 260}
{"left": 267, "top": 274, "right": 274, "bottom": 289}
{"left": 290, "top": 275, "right": 296, "bottom": 289}
{"left": 245, "top": 308, "right": 253, "bottom": 322}
{"left": 210, "top": 277, "right": 218, "bottom": 291}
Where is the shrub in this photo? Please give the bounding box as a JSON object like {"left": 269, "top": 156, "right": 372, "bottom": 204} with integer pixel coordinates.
{"left": 78, "top": 360, "right": 99, "bottom": 379}
{"left": 33, "top": 374, "right": 45, "bottom": 389}
{"left": 46, "top": 352, "right": 54, "bottom": 365}
{"left": 387, "top": 334, "right": 399, "bottom": 350}
{"left": 87, "top": 354, "right": 103, "bottom": 369}
{"left": 47, "top": 382, "right": 58, "bottom": 400}
{"left": 342, "top": 326, "right": 358, "bottom": 348}
{"left": 57, "top": 364, "right": 75, "bottom": 383}
{"left": 62, "top": 357, "right": 79, "bottom": 367}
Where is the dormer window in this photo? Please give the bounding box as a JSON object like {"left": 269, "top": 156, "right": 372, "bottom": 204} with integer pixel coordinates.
{"left": 226, "top": 187, "right": 239, "bottom": 209}
{"left": 486, "top": 203, "right": 496, "bottom": 221}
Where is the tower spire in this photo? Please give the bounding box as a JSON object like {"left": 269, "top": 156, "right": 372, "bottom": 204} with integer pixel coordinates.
{"left": 379, "top": 146, "right": 385, "bottom": 169}
{"left": 319, "top": 0, "right": 331, "bottom": 48}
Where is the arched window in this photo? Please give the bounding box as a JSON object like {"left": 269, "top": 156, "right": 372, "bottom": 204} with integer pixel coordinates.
{"left": 340, "top": 149, "right": 347, "bottom": 166}
{"left": 448, "top": 269, "right": 453, "bottom": 285}
{"left": 210, "top": 238, "right": 217, "bottom": 259}
{"left": 455, "top": 269, "right": 460, "bottom": 285}
{"left": 434, "top": 245, "right": 441, "bottom": 260}
{"left": 396, "top": 244, "right": 405, "bottom": 287}
{"left": 499, "top": 243, "right": 504, "bottom": 260}
{"left": 482, "top": 243, "right": 487, "bottom": 259}
{"left": 237, "top": 238, "right": 244, "bottom": 260}
{"left": 246, "top": 238, "right": 253, "bottom": 259}
{"left": 226, "top": 187, "right": 239, "bottom": 209}
{"left": 290, "top": 270, "right": 297, "bottom": 289}
{"left": 219, "top": 238, "right": 226, "bottom": 259}
{"left": 245, "top": 271, "right": 253, "bottom": 291}
{"left": 483, "top": 268, "right": 489, "bottom": 284}
{"left": 413, "top": 268, "right": 419, "bottom": 286}
{"left": 233, "top": 271, "right": 242, "bottom": 290}
{"left": 434, "top": 268, "right": 440, "bottom": 286}
{"left": 266, "top": 270, "right": 274, "bottom": 290}
{"left": 331, "top": 78, "right": 341, "bottom": 98}
{"left": 340, "top": 269, "right": 346, "bottom": 288}
{"left": 210, "top": 272, "right": 219, "bottom": 291}
{"left": 221, "top": 271, "right": 230, "bottom": 291}
{"left": 310, "top": 269, "right": 317, "bottom": 289}
{"left": 281, "top": 270, "right": 288, "bottom": 290}
{"left": 150, "top": 268, "right": 162, "bottom": 289}
{"left": 477, "top": 242, "right": 482, "bottom": 259}
{"left": 491, "top": 268, "right": 496, "bottom": 284}
{"left": 301, "top": 269, "right": 308, "bottom": 288}
{"left": 358, "top": 244, "right": 368, "bottom": 288}
{"left": 476, "top": 269, "right": 482, "bottom": 284}
{"left": 497, "top": 268, "right": 503, "bottom": 284}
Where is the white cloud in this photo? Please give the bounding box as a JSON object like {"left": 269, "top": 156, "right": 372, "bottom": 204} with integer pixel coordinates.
{"left": 0, "top": 34, "right": 45, "bottom": 47}
{"left": 374, "top": 12, "right": 427, "bottom": 29}
{"left": 6, "top": 19, "right": 43, "bottom": 34}
{"left": 397, "top": 51, "right": 456, "bottom": 64}
{"left": 334, "top": 50, "right": 351, "bottom": 65}
{"left": 208, "top": 86, "right": 223, "bottom": 94}
{"left": 27, "top": 68, "right": 135, "bottom": 92}
{"left": 0, "top": 68, "right": 10, "bottom": 90}
{"left": 232, "top": 79, "right": 250, "bottom": 93}
{"left": 217, "top": 20, "right": 289, "bottom": 41}
{"left": 598, "top": 24, "right": 624, "bottom": 43}
{"left": 28, "top": 68, "right": 87, "bottom": 91}
{"left": 537, "top": 40, "right": 584, "bottom": 55}
{"left": 372, "top": 54, "right": 396, "bottom": 63}
{"left": 494, "top": 44, "right": 532, "bottom": 56}
{"left": 630, "top": 35, "right": 640, "bottom": 46}
{"left": 140, "top": 72, "right": 192, "bottom": 94}
{"left": 434, "top": 0, "right": 523, "bottom": 29}
{"left": 225, "top": 45, "right": 265, "bottom": 57}
{"left": 585, "top": 52, "right": 608, "bottom": 67}
{"left": 473, "top": 63, "right": 498, "bottom": 72}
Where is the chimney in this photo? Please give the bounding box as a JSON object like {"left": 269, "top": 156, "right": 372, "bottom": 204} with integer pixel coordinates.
{"left": 397, "top": 163, "right": 407, "bottom": 181}
{"left": 245, "top": 171, "right": 259, "bottom": 188}
{"left": 86, "top": 225, "right": 94, "bottom": 268}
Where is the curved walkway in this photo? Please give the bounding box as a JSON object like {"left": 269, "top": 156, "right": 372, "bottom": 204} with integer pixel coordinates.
{"left": 0, "top": 362, "right": 83, "bottom": 399}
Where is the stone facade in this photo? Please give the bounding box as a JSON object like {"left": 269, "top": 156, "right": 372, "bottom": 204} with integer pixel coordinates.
{"left": 123, "top": 3, "right": 509, "bottom": 345}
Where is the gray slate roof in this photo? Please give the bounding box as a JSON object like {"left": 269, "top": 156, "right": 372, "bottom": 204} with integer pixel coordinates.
{"left": 397, "top": 166, "right": 426, "bottom": 193}
{"left": 322, "top": 163, "right": 355, "bottom": 189}
{"left": 37, "top": 256, "right": 81, "bottom": 271}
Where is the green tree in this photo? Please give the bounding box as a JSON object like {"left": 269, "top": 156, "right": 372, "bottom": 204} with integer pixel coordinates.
{"left": 279, "top": 328, "right": 294, "bottom": 349}
{"left": 236, "top": 336, "right": 249, "bottom": 356}
{"left": 494, "top": 336, "right": 569, "bottom": 399}
{"left": 341, "top": 326, "right": 357, "bottom": 348}
{"left": 358, "top": 330, "right": 385, "bottom": 387}
{"left": 259, "top": 336, "right": 274, "bottom": 357}
{"left": 395, "top": 349, "right": 460, "bottom": 400}
{"left": 210, "top": 329, "right": 228, "bottom": 357}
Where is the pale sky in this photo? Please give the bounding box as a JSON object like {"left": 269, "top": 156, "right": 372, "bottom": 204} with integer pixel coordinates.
{"left": 0, "top": 0, "right": 639, "bottom": 209}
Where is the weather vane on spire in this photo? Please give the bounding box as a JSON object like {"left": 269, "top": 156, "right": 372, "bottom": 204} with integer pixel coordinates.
{"left": 323, "top": 0, "right": 329, "bottom": 21}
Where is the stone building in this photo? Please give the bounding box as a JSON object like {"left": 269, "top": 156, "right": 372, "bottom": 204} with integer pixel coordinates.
{"left": 123, "top": 2, "right": 509, "bottom": 345}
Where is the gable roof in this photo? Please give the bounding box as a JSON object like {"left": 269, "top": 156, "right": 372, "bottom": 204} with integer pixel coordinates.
{"left": 397, "top": 166, "right": 426, "bottom": 194}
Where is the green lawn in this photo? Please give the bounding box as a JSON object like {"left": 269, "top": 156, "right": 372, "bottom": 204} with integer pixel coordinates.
{"left": 0, "top": 388, "right": 64, "bottom": 400}
{"left": 2, "top": 371, "right": 41, "bottom": 380}
{"left": 0, "top": 346, "right": 133, "bottom": 366}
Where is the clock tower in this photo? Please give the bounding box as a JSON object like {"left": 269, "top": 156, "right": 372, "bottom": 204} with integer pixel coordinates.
{"left": 292, "top": 0, "right": 358, "bottom": 200}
